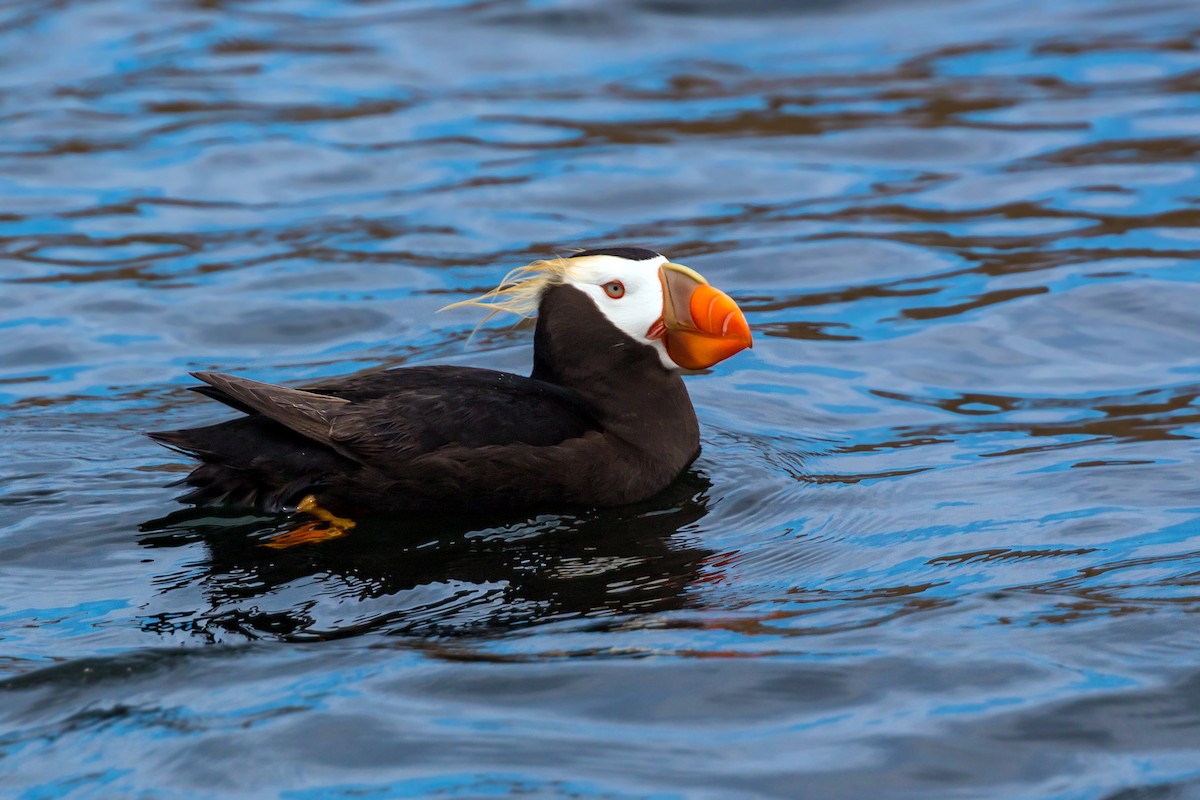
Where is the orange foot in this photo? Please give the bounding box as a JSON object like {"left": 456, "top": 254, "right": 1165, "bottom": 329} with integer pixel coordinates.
{"left": 262, "top": 495, "right": 357, "bottom": 549}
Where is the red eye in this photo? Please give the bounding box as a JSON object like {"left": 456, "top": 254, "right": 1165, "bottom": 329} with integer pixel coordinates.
{"left": 603, "top": 280, "right": 625, "bottom": 299}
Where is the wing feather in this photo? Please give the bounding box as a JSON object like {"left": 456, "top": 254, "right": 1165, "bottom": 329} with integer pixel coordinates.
{"left": 189, "top": 371, "right": 356, "bottom": 458}
{"left": 154, "top": 367, "right": 602, "bottom": 512}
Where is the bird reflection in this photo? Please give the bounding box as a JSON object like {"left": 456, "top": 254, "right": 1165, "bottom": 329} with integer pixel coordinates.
{"left": 138, "top": 471, "right": 714, "bottom": 643}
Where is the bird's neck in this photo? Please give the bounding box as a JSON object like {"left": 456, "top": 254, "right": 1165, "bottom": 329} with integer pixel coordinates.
{"left": 531, "top": 285, "right": 699, "bottom": 456}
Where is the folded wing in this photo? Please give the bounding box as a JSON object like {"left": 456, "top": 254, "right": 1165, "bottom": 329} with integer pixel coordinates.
{"left": 149, "top": 365, "right": 600, "bottom": 511}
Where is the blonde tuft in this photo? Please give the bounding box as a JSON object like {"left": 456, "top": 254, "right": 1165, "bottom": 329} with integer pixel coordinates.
{"left": 439, "top": 257, "right": 575, "bottom": 324}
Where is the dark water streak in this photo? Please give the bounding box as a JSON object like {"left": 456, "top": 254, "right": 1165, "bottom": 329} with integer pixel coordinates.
{"left": 2, "top": 0, "right": 1200, "bottom": 797}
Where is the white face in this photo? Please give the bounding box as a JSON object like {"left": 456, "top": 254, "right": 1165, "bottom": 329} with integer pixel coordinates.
{"left": 563, "top": 253, "right": 676, "bottom": 370}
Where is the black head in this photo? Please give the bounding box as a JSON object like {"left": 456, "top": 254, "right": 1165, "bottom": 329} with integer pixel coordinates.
{"left": 568, "top": 247, "right": 662, "bottom": 262}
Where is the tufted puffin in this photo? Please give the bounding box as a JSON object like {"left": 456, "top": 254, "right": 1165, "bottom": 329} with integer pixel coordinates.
{"left": 149, "top": 247, "right": 751, "bottom": 541}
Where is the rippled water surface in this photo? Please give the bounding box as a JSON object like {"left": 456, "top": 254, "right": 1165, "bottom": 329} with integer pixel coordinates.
{"left": 3, "top": 0, "right": 1200, "bottom": 796}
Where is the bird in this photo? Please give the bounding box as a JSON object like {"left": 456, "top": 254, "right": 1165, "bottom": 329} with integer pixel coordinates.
{"left": 149, "top": 247, "right": 752, "bottom": 544}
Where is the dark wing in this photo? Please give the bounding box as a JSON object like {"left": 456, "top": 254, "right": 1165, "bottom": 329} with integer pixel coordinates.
{"left": 154, "top": 365, "right": 598, "bottom": 469}
{"left": 189, "top": 371, "right": 352, "bottom": 454}
{"left": 312, "top": 366, "right": 600, "bottom": 461}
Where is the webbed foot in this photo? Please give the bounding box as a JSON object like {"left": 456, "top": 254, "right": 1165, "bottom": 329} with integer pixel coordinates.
{"left": 262, "top": 495, "right": 357, "bottom": 549}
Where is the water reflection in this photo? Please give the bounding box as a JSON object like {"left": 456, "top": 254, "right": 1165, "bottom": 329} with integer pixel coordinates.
{"left": 137, "top": 471, "right": 715, "bottom": 642}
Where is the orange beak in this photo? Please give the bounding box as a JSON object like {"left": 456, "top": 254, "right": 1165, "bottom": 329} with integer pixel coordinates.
{"left": 650, "top": 263, "right": 752, "bottom": 370}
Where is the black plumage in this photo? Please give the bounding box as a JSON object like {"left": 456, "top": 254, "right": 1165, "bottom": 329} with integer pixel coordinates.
{"left": 150, "top": 284, "right": 701, "bottom": 516}
{"left": 568, "top": 246, "right": 660, "bottom": 261}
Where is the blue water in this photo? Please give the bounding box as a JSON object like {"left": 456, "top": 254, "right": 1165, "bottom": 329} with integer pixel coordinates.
{"left": 2, "top": 0, "right": 1200, "bottom": 797}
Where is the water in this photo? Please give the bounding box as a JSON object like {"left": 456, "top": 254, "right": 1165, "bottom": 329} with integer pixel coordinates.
{"left": 2, "top": 0, "right": 1199, "bottom": 796}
